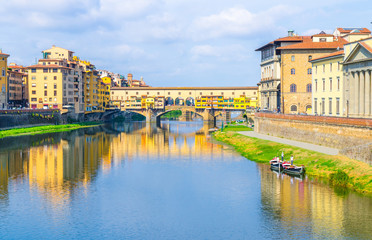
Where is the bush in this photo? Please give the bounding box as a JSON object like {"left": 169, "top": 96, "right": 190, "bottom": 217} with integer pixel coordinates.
{"left": 329, "top": 170, "right": 350, "bottom": 187}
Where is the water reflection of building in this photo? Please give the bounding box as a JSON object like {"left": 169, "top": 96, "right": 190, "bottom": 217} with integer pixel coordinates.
{"left": 0, "top": 122, "right": 222, "bottom": 207}
{"left": 259, "top": 164, "right": 372, "bottom": 239}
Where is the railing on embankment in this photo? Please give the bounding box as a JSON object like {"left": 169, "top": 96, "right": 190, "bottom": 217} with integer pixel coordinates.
{"left": 254, "top": 113, "right": 372, "bottom": 164}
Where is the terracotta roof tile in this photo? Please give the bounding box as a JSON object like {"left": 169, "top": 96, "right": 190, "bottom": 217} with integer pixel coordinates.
{"left": 277, "top": 38, "right": 348, "bottom": 50}
{"left": 310, "top": 50, "right": 344, "bottom": 62}
{"left": 337, "top": 27, "right": 371, "bottom": 34}
{"left": 360, "top": 42, "right": 372, "bottom": 54}
{"left": 312, "top": 34, "right": 334, "bottom": 37}
{"left": 27, "top": 64, "right": 69, "bottom": 69}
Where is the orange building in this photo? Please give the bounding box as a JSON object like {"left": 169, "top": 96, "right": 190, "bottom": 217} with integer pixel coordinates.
{"left": 277, "top": 32, "right": 347, "bottom": 114}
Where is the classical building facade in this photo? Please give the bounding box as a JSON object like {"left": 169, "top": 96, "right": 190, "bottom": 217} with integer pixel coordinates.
{"left": 343, "top": 38, "right": 372, "bottom": 118}
{"left": 310, "top": 51, "right": 344, "bottom": 116}
{"left": 277, "top": 33, "right": 347, "bottom": 114}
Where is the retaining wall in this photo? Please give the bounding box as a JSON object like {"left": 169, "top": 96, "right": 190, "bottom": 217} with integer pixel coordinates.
{"left": 254, "top": 113, "right": 372, "bottom": 164}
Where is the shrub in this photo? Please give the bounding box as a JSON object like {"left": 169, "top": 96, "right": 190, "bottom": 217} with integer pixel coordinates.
{"left": 329, "top": 170, "right": 350, "bottom": 187}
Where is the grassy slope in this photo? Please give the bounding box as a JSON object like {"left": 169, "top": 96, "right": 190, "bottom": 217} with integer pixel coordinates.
{"left": 213, "top": 131, "right": 372, "bottom": 195}
{"left": 0, "top": 122, "right": 100, "bottom": 139}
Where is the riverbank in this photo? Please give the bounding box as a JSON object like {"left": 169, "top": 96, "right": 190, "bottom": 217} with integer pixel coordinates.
{"left": 213, "top": 130, "right": 372, "bottom": 196}
{"left": 0, "top": 122, "right": 101, "bottom": 139}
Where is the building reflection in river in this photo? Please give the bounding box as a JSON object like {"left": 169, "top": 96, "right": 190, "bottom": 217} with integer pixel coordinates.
{"left": 259, "top": 164, "right": 372, "bottom": 239}
{"left": 0, "top": 121, "right": 223, "bottom": 207}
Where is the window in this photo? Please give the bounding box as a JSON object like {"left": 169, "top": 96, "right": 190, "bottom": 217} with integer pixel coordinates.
{"left": 336, "top": 98, "right": 340, "bottom": 115}
{"left": 322, "top": 98, "right": 325, "bottom": 114}
{"left": 136, "top": 92, "right": 138, "bottom": 95}
{"left": 290, "top": 105, "right": 297, "bottom": 112}
{"left": 308, "top": 55, "right": 312, "bottom": 61}
{"left": 337, "top": 62, "right": 340, "bottom": 71}
{"left": 314, "top": 98, "right": 318, "bottom": 114}
{"left": 315, "top": 79, "right": 318, "bottom": 92}
{"left": 54, "top": 90, "right": 57, "bottom": 96}
{"left": 43, "top": 68, "right": 48, "bottom": 73}
{"left": 31, "top": 69, "right": 36, "bottom": 73}
{"left": 323, "top": 64, "right": 325, "bottom": 73}
{"left": 44, "top": 76, "right": 47, "bottom": 80}
{"left": 32, "top": 90, "right": 36, "bottom": 94}
{"left": 44, "top": 90, "right": 47, "bottom": 96}
{"left": 49, "top": 97, "right": 52, "bottom": 101}
{"left": 157, "top": 92, "right": 160, "bottom": 95}
{"left": 329, "top": 98, "right": 332, "bottom": 115}
{"left": 291, "top": 55, "right": 295, "bottom": 61}
{"left": 179, "top": 92, "right": 182, "bottom": 95}
{"left": 32, "top": 83, "right": 36, "bottom": 87}
{"left": 32, "top": 76, "right": 36, "bottom": 80}
{"left": 337, "top": 77, "right": 340, "bottom": 91}
{"left": 2, "top": 68, "right": 5, "bottom": 77}
{"left": 44, "top": 83, "right": 47, "bottom": 89}
{"left": 315, "top": 66, "right": 317, "bottom": 74}
{"left": 53, "top": 68, "right": 58, "bottom": 73}
{"left": 54, "top": 84, "right": 57, "bottom": 89}
{"left": 330, "top": 63, "right": 332, "bottom": 72}
{"left": 31, "top": 98, "right": 37, "bottom": 102}
{"left": 306, "top": 84, "right": 312, "bottom": 92}
{"left": 329, "top": 78, "right": 332, "bottom": 91}
{"left": 307, "top": 68, "right": 312, "bottom": 74}
{"left": 290, "top": 84, "right": 297, "bottom": 92}
{"left": 54, "top": 76, "right": 57, "bottom": 80}
{"left": 320, "top": 38, "right": 326, "bottom": 42}
{"left": 291, "top": 68, "right": 295, "bottom": 75}
{"left": 322, "top": 78, "right": 325, "bottom": 91}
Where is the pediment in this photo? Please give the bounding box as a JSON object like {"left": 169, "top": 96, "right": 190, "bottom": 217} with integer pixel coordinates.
{"left": 344, "top": 43, "right": 372, "bottom": 64}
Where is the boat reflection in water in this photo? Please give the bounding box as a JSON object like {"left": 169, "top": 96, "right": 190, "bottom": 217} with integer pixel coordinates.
{"left": 0, "top": 121, "right": 370, "bottom": 239}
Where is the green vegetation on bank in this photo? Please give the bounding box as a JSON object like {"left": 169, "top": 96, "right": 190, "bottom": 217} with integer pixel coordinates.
{"left": 0, "top": 122, "right": 101, "bottom": 139}
{"left": 213, "top": 131, "right": 372, "bottom": 196}
{"left": 161, "top": 110, "right": 182, "bottom": 119}
{"left": 222, "top": 124, "right": 253, "bottom": 132}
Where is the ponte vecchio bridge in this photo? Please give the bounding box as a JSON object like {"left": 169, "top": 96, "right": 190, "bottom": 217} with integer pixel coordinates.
{"left": 110, "top": 87, "right": 258, "bottom": 123}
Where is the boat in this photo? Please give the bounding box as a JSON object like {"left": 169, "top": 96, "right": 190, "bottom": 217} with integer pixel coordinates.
{"left": 270, "top": 157, "right": 290, "bottom": 171}
{"left": 283, "top": 165, "right": 306, "bottom": 176}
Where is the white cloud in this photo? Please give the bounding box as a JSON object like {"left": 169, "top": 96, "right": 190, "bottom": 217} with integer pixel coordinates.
{"left": 192, "top": 5, "right": 302, "bottom": 40}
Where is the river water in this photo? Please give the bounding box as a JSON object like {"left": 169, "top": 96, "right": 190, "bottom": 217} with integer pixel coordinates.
{"left": 0, "top": 121, "right": 371, "bottom": 240}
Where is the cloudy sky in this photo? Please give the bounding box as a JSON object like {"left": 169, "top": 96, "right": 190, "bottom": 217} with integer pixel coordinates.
{"left": 0, "top": 0, "right": 371, "bottom": 87}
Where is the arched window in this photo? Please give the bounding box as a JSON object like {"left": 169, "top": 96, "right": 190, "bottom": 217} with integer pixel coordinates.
{"left": 291, "top": 68, "right": 295, "bottom": 75}
{"left": 290, "top": 105, "right": 297, "bottom": 112}
{"left": 291, "top": 55, "right": 295, "bottom": 62}
{"left": 290, "top": 84, "right": 297, "bottom": 92}
{"left": 306, "top": 83, "right": 312, "bottom": 92}
{"left": 307, "top": 68, "right": 312, "bottom": 74}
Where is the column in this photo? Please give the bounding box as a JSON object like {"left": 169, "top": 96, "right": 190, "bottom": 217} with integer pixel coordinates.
{"left": 355, "top": 72, "right": 360, "bottom": 116}
{"left": 365, "top": 70, "right": 371, "bottom": 116}
{"left": 349, "top": 72, "right": 355, "bottom": 114}
{"left": 360, "top": 71, "right": 365, "bottom": 116}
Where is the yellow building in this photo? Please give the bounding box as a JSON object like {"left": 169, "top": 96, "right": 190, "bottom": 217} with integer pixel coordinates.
{"left": 0, "top": 50, "right": 9, "bottom": 109}
{"left": 27, "top": 59, "right": 72, "bottom": 110}
{"left": 277, "top": 32, "right": 347, "bottom": 114}
{"left": 310, "top": 51, "right": 344, "bottom": 116}
{"left": 7, "top": 69, "right": 23, "bottom": 108}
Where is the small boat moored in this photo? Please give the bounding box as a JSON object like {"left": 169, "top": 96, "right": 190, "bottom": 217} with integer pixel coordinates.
{"left": 283, "top": 165, "right": 306, "bottom": 176}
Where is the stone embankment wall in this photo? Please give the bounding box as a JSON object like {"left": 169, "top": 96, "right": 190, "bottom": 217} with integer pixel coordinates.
{"left": 0, "top": 110, "right": 62, "bottom": 129}
{"left": 254, "top": 113, "right": 372, "bottom": 164}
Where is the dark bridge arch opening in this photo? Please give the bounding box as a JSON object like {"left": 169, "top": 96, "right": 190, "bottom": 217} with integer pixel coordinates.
{"left": 186, "top": 97, "right": 195, "bottom": 106}
{"left": 165, "top": 97, "right": 174, "bottom": 106}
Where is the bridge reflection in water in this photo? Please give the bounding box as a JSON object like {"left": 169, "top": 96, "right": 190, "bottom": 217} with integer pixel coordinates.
{"left": 0, "top": 121, "right": 370, "bottom": 239}
{"left": 0, "top": 121, "right": 224, "bottom": 207}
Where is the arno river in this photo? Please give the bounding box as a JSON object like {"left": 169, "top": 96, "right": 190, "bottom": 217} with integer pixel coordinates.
{"left": 0, "top": 121, "right": 371, "bottom": 239}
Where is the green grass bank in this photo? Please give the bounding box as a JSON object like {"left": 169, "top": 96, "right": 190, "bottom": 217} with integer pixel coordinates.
{"left": 0, "top": 122, "right": 101, "bottom": 139}
{"left": 213, "top": 129, "right": 372, "bottom": 196}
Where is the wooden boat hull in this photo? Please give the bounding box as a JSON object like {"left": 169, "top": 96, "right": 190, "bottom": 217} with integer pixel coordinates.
{"left": 283, "top": 167, "right": 305, "bottom": 176}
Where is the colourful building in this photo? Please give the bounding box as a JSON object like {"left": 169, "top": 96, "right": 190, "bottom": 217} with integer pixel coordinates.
{"left": 277, "top": 32, "right": 347, "bottom": 114}
{"left": 310, "top": 51, "right": 344, "bottom": 116}
{"left": 0, "top": 50, "right": 9, "bottom": 109}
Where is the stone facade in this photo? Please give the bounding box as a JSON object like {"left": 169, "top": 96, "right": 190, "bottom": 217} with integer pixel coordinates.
{"left": 343, "top": 38, "right": 372, "bottom": 118}
{"left": 254, "top": 113, "right": 372, "bottom": 164}
{"left": 281, "top": 49, "right": 344, "bottom": 114}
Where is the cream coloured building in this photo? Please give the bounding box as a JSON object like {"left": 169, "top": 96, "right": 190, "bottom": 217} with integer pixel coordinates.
{"left": 0, "top": 50, "right": 9, "bottom": 109}
{"left": 310, "top": 51, "right": 344, "bottom": 116}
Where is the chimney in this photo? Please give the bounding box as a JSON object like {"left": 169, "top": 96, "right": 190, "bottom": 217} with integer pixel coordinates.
{"left": 288, "top": 30, "right": 294, "bottom": 37}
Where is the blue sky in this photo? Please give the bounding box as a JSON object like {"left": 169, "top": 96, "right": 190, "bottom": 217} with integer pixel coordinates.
{"left": 0, "top": 0, "right": 371, "bottom": 87}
